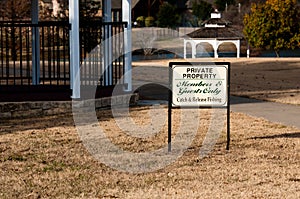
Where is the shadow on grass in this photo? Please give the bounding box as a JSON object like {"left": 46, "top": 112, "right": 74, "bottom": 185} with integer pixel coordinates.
{"left": 0, "top": 106, "right": 161, "bottom": 135}
{"left": 0, "top": 113, "right": 75, "bottom": 134}
{"left": 135, "top": 83, "right": 169, "bottom": 100}
{"left": 250, "top": 132, "right": 300, "bottom": 139}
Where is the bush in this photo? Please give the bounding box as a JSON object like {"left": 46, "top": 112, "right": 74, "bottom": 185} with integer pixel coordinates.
{"left": 156, "top": 2, "right": 180, "bottom": 28}
{"left": 145, "top": 16, "right": 155, "bottom": 27}
{"left": 243, "top": 0, "right": 300, "bottom": 57}
{"left": 136, "top": 16, "right": 145, "bottom": 27}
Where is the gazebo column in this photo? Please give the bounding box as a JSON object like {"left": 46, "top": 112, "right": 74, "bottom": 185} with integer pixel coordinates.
{"left": 214, "top": 49, "right": 218, "bottom": 58}
{"left": 191, "top": 41, "right": 196, "bottom": 58}
{"left": 236, "top": 40, "right": 240, "bottom": 58}
{"left": 69, "top": 0, "right": 80, "bottom": 98}
{"left": 184, "top": 40, "right": 187, "bottom": 59}
{"left": 247, "top": 43, "right": 250, "bottom": 58}
{"left": 122, "top": 0, "right": 132, "bottom": 91}
{"left": 214, "top": 40, "right": 218, "bottom": 58}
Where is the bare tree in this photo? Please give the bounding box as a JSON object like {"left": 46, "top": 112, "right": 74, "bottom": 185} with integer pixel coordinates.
{"left": 0, "top": 0, "right": 31, "bottom": 20}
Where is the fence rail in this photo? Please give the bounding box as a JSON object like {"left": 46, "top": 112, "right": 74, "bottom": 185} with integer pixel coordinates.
{"left": 80, "top": 21, "right": 127, "bottom": 87}
{"left": 0, "top": 20, "right": 127, "bottom": 89}
{"left": 0, "top": 21, "right": 70, "bottom": 86}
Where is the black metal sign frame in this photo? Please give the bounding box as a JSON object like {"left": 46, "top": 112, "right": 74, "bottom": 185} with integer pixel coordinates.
{"left": 168, "top": 62, "right": 230, "bottom": 152}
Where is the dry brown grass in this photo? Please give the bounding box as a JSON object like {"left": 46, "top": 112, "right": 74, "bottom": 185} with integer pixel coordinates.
{"left": 228, "top": 58, "right": 300, "bottom": 105}
{"left": 1, "top": 58, "right": 300, "bottom": 198}
{"left": 1, "top": 110, "right": 299, "bottom": 198}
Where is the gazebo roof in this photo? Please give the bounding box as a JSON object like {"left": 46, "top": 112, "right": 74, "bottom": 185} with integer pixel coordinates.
{"left": 186, "top": 11, "right": 243, "bottom": 40}
{"left": 187, "top": 26, "right": 243, "bottom": 40}
{"left": 201, "top": 17, "right": 232, "bottom": 26}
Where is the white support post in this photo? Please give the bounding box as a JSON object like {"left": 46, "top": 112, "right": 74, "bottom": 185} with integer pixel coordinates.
{"left": 103, "top": 0, "right": 112, "bottom": 86}
{"left": 69, "top": 0, "right": 80, "bottom": 98}
{"left": 191, "top": 42, "right": 196, "bottom": 58}
{"left": 214, "top": 50, "right": 219, "bottom": 58}
{"left": 183, "top": 40, "right": 187, "bottom": 59}
{"left": 122, "top": 0, "right": 132, "bottom": 91}
{"left": 247, "top": 42, "right": 250, "bottom": 58}
{"left": 214, "top": 40, "right": 219, "bottom": 58}
{"left": 237, "top": 40, "right": 240, "bottom": 58}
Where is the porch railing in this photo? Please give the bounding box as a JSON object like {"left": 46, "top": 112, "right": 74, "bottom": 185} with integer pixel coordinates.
{"left": 80, "top": 21, "right": 127, "bottom": 87}
{"left": 0, "top": 21, "right": 70, "bottom": 86}
{"left": 0, "top": 20, "right": 127, "bottom": 89}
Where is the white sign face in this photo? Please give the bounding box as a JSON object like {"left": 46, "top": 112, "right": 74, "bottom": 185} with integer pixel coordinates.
{"left": 172, "top": 64, "right": 228, "bottom": 107}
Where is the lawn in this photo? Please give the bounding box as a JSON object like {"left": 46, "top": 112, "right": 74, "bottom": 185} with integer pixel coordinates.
{"left": 0, "top": 58, "right": 299, "bottom": 198}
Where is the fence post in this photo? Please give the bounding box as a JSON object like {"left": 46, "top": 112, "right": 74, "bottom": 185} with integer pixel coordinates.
{"left": 31, "top": 0, "right": 40, "bottom": 85}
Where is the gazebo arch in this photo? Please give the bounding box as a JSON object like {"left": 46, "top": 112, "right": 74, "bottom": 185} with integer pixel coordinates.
{"left": 195, "top": 42, "right": 214, "bottom": 57}
{"left": 184, "top": 40, "right": 193, "bottom": 58}
{"left": 217, "top": 41, "right": 240, "bottom": 57}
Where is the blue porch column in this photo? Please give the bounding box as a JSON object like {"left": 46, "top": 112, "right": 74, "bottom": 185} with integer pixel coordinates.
{"left": 69, "top": 0, "right": 80, "bottom": 98}
{"left": 122, "top": 0, "right": 132, "bottom": 91}
{"left": 103, "top": 0, "right": 113, "bottom": 86}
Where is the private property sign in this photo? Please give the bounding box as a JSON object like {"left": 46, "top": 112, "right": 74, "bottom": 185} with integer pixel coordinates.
{"left": 168, "top": 62, "right": 230, "bottom": 152}
{"left": 171, "top": 63, "right": 229, "bottom": 107}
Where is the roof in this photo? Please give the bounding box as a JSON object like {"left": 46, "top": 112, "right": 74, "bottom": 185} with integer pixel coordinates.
{"left": 201, "top": 17, "right": 231, "bottom": 26}
{"left": 187, "top": 11, "right": 243, "bottom": 40}
{"left": 187, "top": 27, "right": 243, "bottom": 39}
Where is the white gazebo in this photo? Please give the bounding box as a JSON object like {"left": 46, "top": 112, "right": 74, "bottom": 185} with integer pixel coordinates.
{"left": 184, "top": 12, "right": 243, "bottom": 59}
{"left": 31, "top": 0, "right": 133, "bottom": 99}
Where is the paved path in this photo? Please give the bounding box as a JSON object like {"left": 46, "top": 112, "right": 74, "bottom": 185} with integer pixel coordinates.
{"left": 138, "top": 95, "right": 300, "bottom": 129}
{"left": 132, "top": 63, "right": 300, "bottom": 130}
{"left": 231, "top": 96, "right": 300, "bottom": 129}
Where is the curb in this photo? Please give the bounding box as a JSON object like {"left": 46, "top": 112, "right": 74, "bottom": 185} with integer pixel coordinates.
{"left": 0, "top": 93, "right": 139, "bottom": 119}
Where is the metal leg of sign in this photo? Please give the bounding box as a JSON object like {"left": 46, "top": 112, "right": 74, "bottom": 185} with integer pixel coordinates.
{"left": 226, "top": 101, "right": 230, "bottom": 150}
{"left": 168, "top": 83, "right": 172, "bottom": 152}
{"left": 226, "top": 68, "right": 231, "bottom": 150}
{"left": 168, "top": 108, "right": 172, "bottom": 152}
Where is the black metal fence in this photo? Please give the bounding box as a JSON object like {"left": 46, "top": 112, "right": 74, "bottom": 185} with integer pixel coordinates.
{"left": 39, "top": 21, "right": 70, "bottom": 85}
{"left": 0, "top": 20, "right": 127, "bottom": 89}
{"left": 0, "top": 21, "right": 70, "bottom": 86}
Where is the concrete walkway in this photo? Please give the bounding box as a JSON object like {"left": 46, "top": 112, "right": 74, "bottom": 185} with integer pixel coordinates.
{"left": 138, "top": 96, "right": 300, "bottom": 129}
{"left": 132, "top": 62, "right": 300, "bottom": 130}
{"left": 134, "top": 83, "right": 300, "bottom": 130}
{"left": 231, "top": 96, "right": 300, "bottom": 129}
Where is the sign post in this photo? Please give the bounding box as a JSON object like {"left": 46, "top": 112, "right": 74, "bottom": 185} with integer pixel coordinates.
{"left": 168, "top": 62, "right": 230, "bottom": 152}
